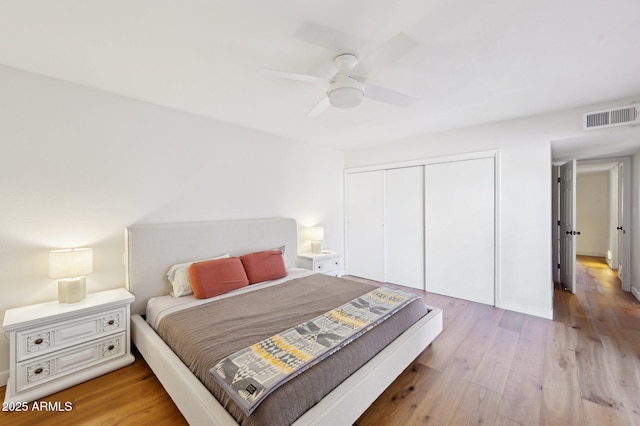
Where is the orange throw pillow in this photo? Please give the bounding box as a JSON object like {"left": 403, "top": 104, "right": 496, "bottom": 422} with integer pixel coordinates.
{"left": 188, "top": 257, "right": 249, "bottom": 299}
{"left": 240, "top": 249, "right": 287, "bottom": 284}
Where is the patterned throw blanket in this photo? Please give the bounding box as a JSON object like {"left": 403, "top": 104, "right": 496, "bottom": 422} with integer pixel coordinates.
{"left": 210, "top": 285, "right": 420, "bottom": 415}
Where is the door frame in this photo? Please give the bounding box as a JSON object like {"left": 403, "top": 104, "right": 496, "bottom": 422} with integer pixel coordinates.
{"left": 344, "top": 149, "right": 501, "bottom": 304}
{"left": 576, "top": 156, "right": 631, "bottom": 292}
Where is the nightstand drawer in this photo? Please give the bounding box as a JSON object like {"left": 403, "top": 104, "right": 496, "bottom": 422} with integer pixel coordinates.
{"left": 316, "top": 258, "right": 341, "bottom": 273}
{"left": 16, "top": 307, "right": 127, "bottom": 362}
{"left": 16, "top": 332, "right": 126, "bottom": 393}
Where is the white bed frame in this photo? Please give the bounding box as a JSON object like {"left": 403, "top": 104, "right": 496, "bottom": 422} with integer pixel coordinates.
{"left": 125, "top": 218, "right": 443, "bottom": 425}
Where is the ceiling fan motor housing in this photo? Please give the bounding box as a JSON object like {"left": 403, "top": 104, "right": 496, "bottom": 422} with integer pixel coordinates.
{"left": 328, "top": 55, "right": 364, "bottom": 108}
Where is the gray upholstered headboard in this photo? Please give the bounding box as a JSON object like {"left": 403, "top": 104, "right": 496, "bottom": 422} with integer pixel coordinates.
{"left": 125, "top": 218, "right": 298, "bottom": 315}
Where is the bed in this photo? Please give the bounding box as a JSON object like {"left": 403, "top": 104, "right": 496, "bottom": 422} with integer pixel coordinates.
{"left": 125, "top": 218, "right": 443, "bottom": 425}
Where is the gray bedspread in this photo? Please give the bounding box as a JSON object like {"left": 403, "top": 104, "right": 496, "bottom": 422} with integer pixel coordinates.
{"left": 156, "top": 274, "right": 429, "bottom": 426}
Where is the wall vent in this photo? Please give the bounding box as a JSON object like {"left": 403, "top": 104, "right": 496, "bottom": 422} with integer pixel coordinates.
{"left": 583, "top": 104, "right": 640, "bottom": 130}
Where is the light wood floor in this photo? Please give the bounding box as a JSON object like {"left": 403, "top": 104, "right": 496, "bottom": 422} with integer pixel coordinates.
{"left": 356, "top": 256, "right": 640, "bottom": 425}
{"left": 1, "top": 256, "right": 639, "bottom": 425}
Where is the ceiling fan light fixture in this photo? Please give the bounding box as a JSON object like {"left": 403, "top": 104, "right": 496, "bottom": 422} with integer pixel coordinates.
{"left": 328, "top": 86, "right": 364, "bottom": 108}
{"left": 261, "top": 34, "right": 417, "bottom": 115}
{"left": 327, "top": 75, "right": 365, "bottom": 109}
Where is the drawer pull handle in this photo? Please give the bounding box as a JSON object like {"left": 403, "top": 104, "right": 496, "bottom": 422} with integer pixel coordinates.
{"left": 34, "top": 338, "right": 43, "bottom": 345}
{"left": 34, "top": 368, "right": 43, "bottom": 375}
{"left": 108, "top": 345, "right": 115, "bottom": 351}
{"left": 107, "top": 320, "right": 115, "bottom": 325}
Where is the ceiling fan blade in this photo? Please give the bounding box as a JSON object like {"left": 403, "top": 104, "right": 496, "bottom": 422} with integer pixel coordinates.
{"left": 293, "top": 22, "right": 366, "bottom": 55}
{"left": 258, "top": 68, "right": 329, "bottom": 84}
{"left": 352, "top": 32, "right": 418, "bottom": 80}
{"left": 307, "top": 96, "right": 331, "bottom": 117}
{"left": 364, "top": 83, "right": 415, "bottom": 107}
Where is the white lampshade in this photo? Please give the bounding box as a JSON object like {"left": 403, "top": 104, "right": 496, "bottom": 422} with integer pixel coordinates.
{"left": 305, "top": 227, "right": 324, "bottom": 254}
{"left": 306, "top": 227, "right": 325, "bottom": 242}
{"left": 49, "top": 248, "right": 93, "bottom": 303}
{"left": 49, "top": 248, "right": 93, "bottom": 278}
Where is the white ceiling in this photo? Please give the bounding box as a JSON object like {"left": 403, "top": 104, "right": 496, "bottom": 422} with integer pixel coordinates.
{"left": 1, "top": 0, "right": 640, "bottom": 152}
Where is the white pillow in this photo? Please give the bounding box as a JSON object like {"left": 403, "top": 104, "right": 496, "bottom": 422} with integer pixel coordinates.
{"left": 167, "top": 253, "right": 230, "bottom": 297}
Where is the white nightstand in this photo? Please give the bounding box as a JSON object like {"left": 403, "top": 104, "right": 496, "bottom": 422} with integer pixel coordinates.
{"left": 297, "top": 251, "right": 343, "bottom": 276}
{"left": 2, "top": 288, "right": 135, "bottom": 403}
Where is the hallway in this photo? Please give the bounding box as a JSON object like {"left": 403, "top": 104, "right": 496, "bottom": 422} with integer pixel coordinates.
{"left": 551, "top": 255, "right": 640, "bottom": 425}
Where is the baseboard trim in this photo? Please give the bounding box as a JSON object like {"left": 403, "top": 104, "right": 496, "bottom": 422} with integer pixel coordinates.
{"left": 576, "top": 251, "right": 607, "bottom": 258}
{"left": 632, "top": 286, "right": 640, "bottom": 302}
{"left": 0, "top": 369, "right": 8, "bottom": 387}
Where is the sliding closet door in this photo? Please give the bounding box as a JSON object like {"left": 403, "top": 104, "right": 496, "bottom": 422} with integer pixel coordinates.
{"left": 346, "top": 171, "right": 385, "bottom": 281}
{"left": 385, "top": 166, "right": 425, "bottom": 289}
{"left": 425, "top": 157, "right": 495, "bottom": 305}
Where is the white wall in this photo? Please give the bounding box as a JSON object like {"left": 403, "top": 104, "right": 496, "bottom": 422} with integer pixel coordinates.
{"left": 0, "top": 65, "right": 344, "bottom": 383}
{"left": 576, "top": 172, "right": 610, "bottom": 257}
{"left": 345, "top": 100, "right": 640, "bottom": 320}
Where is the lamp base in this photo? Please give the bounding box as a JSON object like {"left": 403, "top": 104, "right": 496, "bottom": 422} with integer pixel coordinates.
{"left": 310, "top": 241, "right": 322, "bottom": 254}
{"left": 58, "top": 277, "right": 86, "bottom": 303}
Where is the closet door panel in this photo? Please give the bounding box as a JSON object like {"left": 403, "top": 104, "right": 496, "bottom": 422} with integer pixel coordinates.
{"left": 346, "top": 171, "right": 385, "bottom": 281}
{"left": 425, "top": 158, "right": 495, "bottom": 305}
{"left": 385, "top": 166, "right": 425, "bottom": 289}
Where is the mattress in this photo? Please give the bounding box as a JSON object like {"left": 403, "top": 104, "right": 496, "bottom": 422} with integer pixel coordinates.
{"left": 153, "top": 273, "right": 429, "bottom": 426}
{"left": 146, "top": 268, "right": 314, "bottom": 330}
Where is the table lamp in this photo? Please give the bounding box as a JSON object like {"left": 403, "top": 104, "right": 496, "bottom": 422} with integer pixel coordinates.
{"left": 49, "top": 248, "right": 93, "bottom": 303}
{"left": 306, "top": 227, "right": 324, "bottom": 254}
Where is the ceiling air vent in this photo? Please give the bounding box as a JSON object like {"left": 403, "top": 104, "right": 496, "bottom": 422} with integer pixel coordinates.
{"left": 583, "top": 104, "right": 640, "bottom": 130}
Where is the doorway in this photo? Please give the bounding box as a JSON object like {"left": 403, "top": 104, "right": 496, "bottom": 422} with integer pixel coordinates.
{"left": 553, "top": 157, "right": 631, "bottom": 294}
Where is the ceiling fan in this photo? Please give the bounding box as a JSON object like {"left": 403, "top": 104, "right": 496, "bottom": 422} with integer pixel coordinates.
{"left": 260, "top": 32, "right": 418, "bottom": 117}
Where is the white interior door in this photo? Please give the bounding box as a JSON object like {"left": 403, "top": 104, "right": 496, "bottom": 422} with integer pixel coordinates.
{"left": 425, "top": 157, "right": 495, "bottom": 305}
{"left": 617, "top": 164, "right": 623, "bottom": 272}
{"left": 608, "top": 165, "right": 620, "bottom": 270}
{"left": 385, "top": 166, "right": 424, "bottom": 289}
{"left": 559, "top": 159, "right": 577, "bottom": 294}
{"left": 346, "top": 171, "right": 385, "bottom": 281}
{"left": 619, "top": 158, "right": 631, "bottom": 292}
{"left": 552, "top": 166, "right": 560, "bottom": 283}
